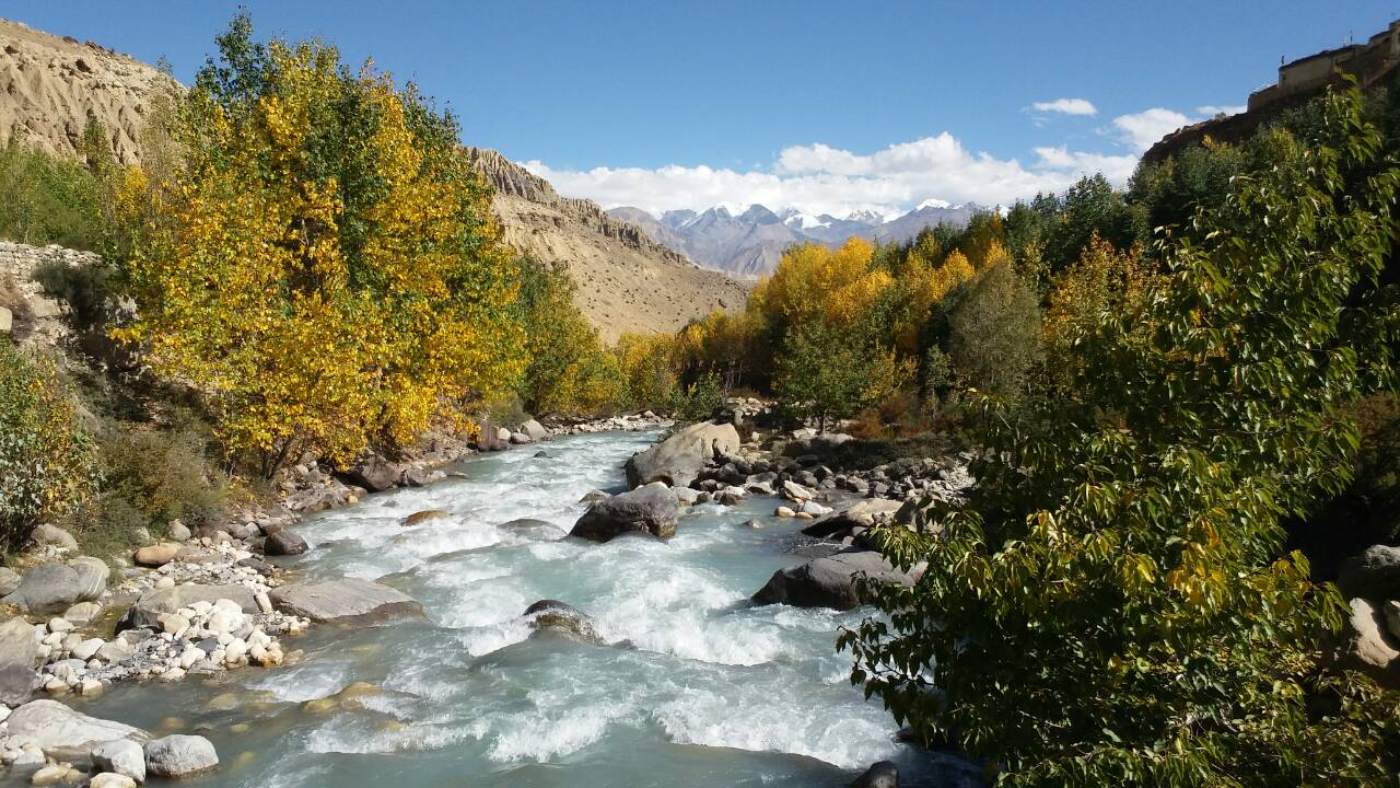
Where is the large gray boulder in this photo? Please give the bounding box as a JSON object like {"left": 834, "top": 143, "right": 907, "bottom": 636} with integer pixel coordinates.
{"left": 1338, "top": 544, "right": 1400, "bottom": 600}
{"left": 3, "top": 558, "right": 107, "bottom": 614}
{"left": 91, "top": 739, "right": 145, "bottom": 784}
{"left": 270, "top": 579, "right": 422, "bottom": 623}
{"left": 854, "top": 761, "right": 900, "bottom": 788}
{"left": 264, "top": 529, "right": 309, "bottom": 556}
{"left": 520, "top": 419, "right": 550, "bottom": 441}
{"left": 30, "top": 524, "right": 78, "bottom": 552}
{"left": 624, "top": 421, "right": 740, "bottom": 488}
{"left": 120, "top": 584, "right": 258, "bottom": 631}
{"left": 145, "top": 734, "right": 218, "bottom": 778}
{"left": 570, "top": 483, "right": 679, "bottom": 542}
{"left": 0, "top": 616, "right": 37, "bottom": 705}
{"left": 6, "top": 700, "right": 147, "bottom": 760}
{"left": 751, "top": 550, "right": 923, "bottom": 610}
{"left": 343, "top": 455, "right": 403, "bottom": 492}
{"left": 0, "top": 567, "right": 20, "bottom": 596}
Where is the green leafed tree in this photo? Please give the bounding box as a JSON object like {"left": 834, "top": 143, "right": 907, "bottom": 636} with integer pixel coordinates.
{"left": 774, "top": 320, "right": 908, "bottom": 432}
{"left": 841, "top": 87, "right": 1400, "bottom": 785}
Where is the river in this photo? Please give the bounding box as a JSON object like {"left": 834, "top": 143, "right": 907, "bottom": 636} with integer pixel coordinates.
{"left": 71, "top": 430, "right": 972, "bottom": 786}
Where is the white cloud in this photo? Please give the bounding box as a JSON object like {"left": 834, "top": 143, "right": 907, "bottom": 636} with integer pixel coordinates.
{"left": 523, "top": 132, "right": 1139, "bottom": 218}
{"left": 1196, "top": 104, "right": 1246, "bottom": 117}
{"left": 1030, "top": 97, "right": 1098, "bottom": 116}
{"left": 1111, "top": 108, "right": 1195, "bottom": 153}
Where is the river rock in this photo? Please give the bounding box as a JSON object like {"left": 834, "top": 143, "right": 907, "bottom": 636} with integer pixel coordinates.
{"left": 89, "top": 774, "right": 138, "bottom": 788}
{"left": 520, "top": 419, "right": 550, "bottom": 441}
{"left": 6, "top": 700, "right": 147, "bottom": 760}
{"left": 61, "top": 601, "right": 101, "bottom": 625}
{"left": 0, "top": 616, "right": 37, "bottom": 705}
{"left": 120, "top": 584, "right": 259, "bottom": 631}
{"left": 780, "top": 480, "right": 815, "bottom": 502}
{"left": 672, "top": 487, "right": 701, "bottom": 506}
{"left": 92, "top": 739, "right": 145, "bottom": 783}
{"left": 854, "top": 761, "right": 900, "bottom": 788}
{"left": 3, "top": 560, "right": 105, "bottom": 614}
{"left": 498, "top": 519, "right": 567, "bottom": 541}
{"left": 570, "top": 483, "right": 679, "bottom": 542}
{"left": 751, "top": 550, "right": 923, "bottom": 610}
{"left": 270, "top": 579, "right": 423, "bottom": 623}
{"left": 1345, "top": 597, "right": 1400, "bottom": 688}
{"left": 145, "top": 734, "right": 218, "bottom": 778}
{"left": 802, "top": 498, "right": 903, "bottom": 540}
{"left": 523, "top": 600, "right": 601, "bottom": 644}
{"left": 264, "top": 529, "right": 308, "bottom": 556}
{"left": 0, "top": 567, "right": 20, "bottom": 596}
{"left": 624, "top": 421, "right": 740, "bottom": 488}
{"left": 30, "top": 524, "right": 78, "bottom": 552}
{"left": 166, "top": 520, "right": 192, "bottom": 542}
{"left": 344, "top": 455, "right": 403, "bottom": 493}
{"left": 1338, "top": 544, "right": 1400, "bottom": 600}
{"left": 133, "top": 543, "right": 181, "bottom": 568}
{"left": 401, "top": 510, "right": 450, "bottom": 527}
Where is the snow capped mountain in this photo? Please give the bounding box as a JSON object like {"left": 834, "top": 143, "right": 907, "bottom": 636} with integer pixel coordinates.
{"left": 607, "top": 201, "right": 982, "bottom": 278}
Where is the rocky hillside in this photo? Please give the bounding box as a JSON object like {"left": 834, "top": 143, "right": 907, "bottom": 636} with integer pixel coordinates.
{"left": 467, "top": 149, "right": 747, "bottom": 342}
{"left": 0, "top": 19, "right": 174, "bottom": 165}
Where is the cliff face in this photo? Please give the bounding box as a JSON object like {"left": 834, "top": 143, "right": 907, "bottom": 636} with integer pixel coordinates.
{"left": 0, "top": 19, "right": 176, "bottom": 164}
{"left": 466, "top": 148, "right": 748, "bottom": 343}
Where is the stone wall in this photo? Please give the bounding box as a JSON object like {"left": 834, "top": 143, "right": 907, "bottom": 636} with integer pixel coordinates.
{"left": 0, "top": 241, "right": 99, "bottom": 349}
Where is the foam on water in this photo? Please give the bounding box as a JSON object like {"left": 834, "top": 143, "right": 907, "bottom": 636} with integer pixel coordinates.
{"left": 83, "top": 430, "right": 924, "bottom": 787}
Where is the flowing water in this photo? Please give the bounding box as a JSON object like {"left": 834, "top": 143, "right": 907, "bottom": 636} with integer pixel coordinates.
{"left": 71, "top": 431, "right": 975, "bottom": 786}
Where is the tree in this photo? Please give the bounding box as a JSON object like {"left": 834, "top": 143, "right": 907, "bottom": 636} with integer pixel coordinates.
{"left": 515, "top": 257, "right": 620, "bottom": 416}
{"left": 842, "top": 88, "right": 1400, "bottom": 785}
{"left": 0, "top": 345, "right": 99, "bottom": 551}
{"left": 774, "top": 321, "right": 907, "bottom": 432}
{"left": 114, "top": 15, "right": 524, "bottom": 473}
{"left": 947, "top": 254, "right": 1042, "bottom": 398}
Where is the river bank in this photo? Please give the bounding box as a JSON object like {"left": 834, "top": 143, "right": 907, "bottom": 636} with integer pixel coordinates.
{"left": 0, "top": 412, "right": 984, "bottom": 786}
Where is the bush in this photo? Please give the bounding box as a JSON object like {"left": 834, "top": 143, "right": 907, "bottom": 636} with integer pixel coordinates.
{"left": 947, "top": 259, "right": 1041, "bottom": 398}
{"left": 91, "top": 422, "right": 228, "bottom": 534}
{"left": 0, "top": 135, "right": 109, "bottom": 251}
{"left": 516, "top": 258, "right": 623, "bottom": 416}
{"left": 0, "top": 344, "right": 100, "bottom": 551}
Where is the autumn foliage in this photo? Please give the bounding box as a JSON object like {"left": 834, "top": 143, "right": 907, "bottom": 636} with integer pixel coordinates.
{"left": 114, "top": 17, "right": 524, "bottom": 472}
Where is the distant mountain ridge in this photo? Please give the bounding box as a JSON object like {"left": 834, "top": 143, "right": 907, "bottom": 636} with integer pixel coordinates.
{"left": 607, "top": 201, "right": 981, "bottom": 277}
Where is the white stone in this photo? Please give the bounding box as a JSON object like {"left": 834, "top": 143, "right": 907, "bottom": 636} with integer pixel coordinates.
{"left": 45, "top": 618, "right": 72, "bottom": 634}
{"left": 71, "top": 638, "right": 104, "bottom": 661}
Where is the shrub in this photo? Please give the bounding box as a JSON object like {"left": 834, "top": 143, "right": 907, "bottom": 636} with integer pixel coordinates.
{"left": 0, "top": 344, "right": 99, "bottom": 550}
{"left": 947, "top": 258, "right": 1042, "bottom": 398}
{"left": 774, "top": 320, "right": 909, "bottom": 433}
{"left": 516, "top": 257, "right": 622, "bottom": 416}
{"left": 0, "top": 134, "right": 108, "bottom": 251}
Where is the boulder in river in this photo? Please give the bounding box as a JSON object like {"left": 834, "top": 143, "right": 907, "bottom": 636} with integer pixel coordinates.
{"left": 624, "top": 421, "right": 740, "bottom": 488}
{"left": 401, "top": 509, "right": 450, "bottom": 527}
{"left": 570, "top": 482, "right": 679, "bottom": 542}
{"left": 0, "top": 616, "right": 37, "bottom": 706}
{"left": 92, "top": 739, "right": 145, "bottom": 784}
{"left": 498, "top": 519, "right": 568, "bottom": 541}
{"left": 520, "top": 419, "right": 550, "bottom": 441}
{"left": 801, "top": 499, "right": 903, "bottom": 540}
{"left": 264, "top": 528, "right": 309, "bottom": 556}
{"left": 523, "top": 600, "right": 601, "bottom": 644}
{"left": 5, "top": 700, "right": 147, "bottom": 760}
{"left": 145, "top": 734, "right": 218, "bottom": 778}
{"left": 119, "top": 584, "right": 259, "bottom": 631}
{"left": 270, "top": 578, "right": 423, "bottom": 623}
{"left": 751, "top": 550, "right": 923, "bottom": 610}
{"left": 344, "top": 455, "right": 404, "bottom": 492}
{"left": 2, "top": 558, "right": 107, "bottom": 614}
{"left": 853, "top": 761, "right": 900, "bottom": 788}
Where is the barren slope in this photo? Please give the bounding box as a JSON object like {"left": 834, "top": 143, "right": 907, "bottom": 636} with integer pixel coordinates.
{"left": 468, "top": 148, "right": 748, "bottom": 342}
{"left": 0, "top": 19, "right": 175, "bottom": 164}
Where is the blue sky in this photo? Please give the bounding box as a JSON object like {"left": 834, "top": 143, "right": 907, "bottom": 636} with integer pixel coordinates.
{"left": 6, "top": 0, "right": 1397, "bottom": 216}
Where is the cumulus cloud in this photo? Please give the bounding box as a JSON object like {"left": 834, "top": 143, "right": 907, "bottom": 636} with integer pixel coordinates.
{"left": 524, "top": 133, "right": 1139, "bottom": 218}
{"left": 1111, "top": 108, "right": 1194, "bottom": 153}
{"left": 1030, "top": 97, "right": 1098, "bottom": 116}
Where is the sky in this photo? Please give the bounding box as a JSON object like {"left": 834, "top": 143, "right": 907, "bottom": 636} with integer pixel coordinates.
{"left": 6, "top": 0, "right": 1399, "bottom": 218}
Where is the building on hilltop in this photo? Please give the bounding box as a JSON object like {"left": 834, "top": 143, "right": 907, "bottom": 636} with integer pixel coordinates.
{"left": 1142, "top": 18, "right": 1400, "bottom": 165}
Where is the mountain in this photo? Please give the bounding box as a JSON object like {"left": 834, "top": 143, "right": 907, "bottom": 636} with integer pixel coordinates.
{"left": 0, "top": 17, "right": 746, "bottom": 342}
{"left": 466, "top": 150, "right": 747, "bottom": 341}
{"left": 0, "top": 19, "right": 177, "bottom": 164}
{"left": 607, "top": 201, "right": 980, "bottom": 277}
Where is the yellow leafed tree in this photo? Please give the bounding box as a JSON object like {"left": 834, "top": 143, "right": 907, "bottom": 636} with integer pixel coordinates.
{"left": 114, "top": 16, "right": 524, "bottom": 474}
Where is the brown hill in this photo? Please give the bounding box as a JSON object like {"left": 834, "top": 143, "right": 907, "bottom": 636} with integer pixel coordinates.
{"left": 0, "top": 19, "right": 175, "bottom": 164}
{"left": 466, "top": 148, "right": 747, "bottom": 342}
